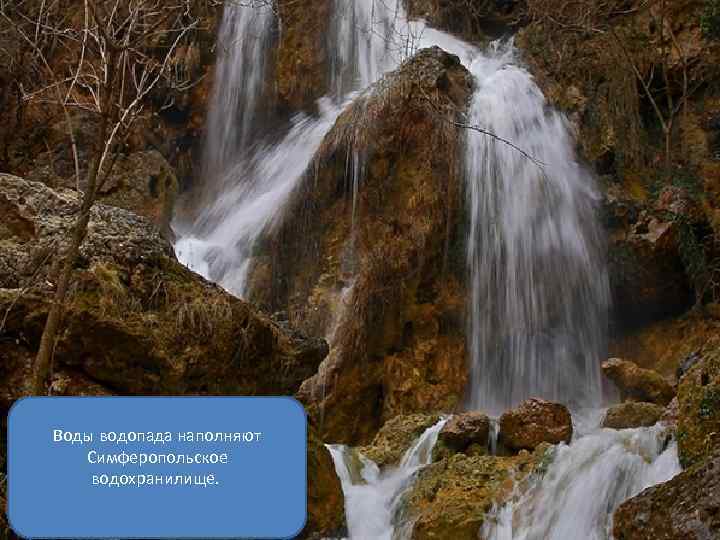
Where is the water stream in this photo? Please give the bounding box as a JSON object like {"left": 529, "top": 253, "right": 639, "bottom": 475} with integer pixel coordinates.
{"left": 328, "top": 419, "right": 448, "bottom": 540}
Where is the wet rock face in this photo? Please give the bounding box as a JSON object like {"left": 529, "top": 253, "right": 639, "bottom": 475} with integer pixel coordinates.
{"left": 0, "top": 174, "right": 328, "bottom": 399}
{"left": 360, "top": 414, "right": 440, "bottom": 468}
{"left": 613, "top": 452, "right": 720, "bottom": 540}
{"left": 676, "top": 344, "right": 720, "bottom": 469}
{"left": 498, "top": 398, "right": 573, "bottom": 451}
{"left": 602, "top": 402, "right": 665, "bottom": 430}
{"left": 602, "top": 358, "right": 676, "bottom": 406}
{"left": 258, "top": 47, "right": 473, "bottom": 444}
{"left": 437, "top": 412, "right": 490, "bottom": 453}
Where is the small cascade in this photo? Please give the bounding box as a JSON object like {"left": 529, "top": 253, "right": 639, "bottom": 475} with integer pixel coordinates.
{"left": 175, "top": 98, "right": 346, "bottom": 295}
{"left": 483, "top": 416, "right": 680, "bottom": 540}
{"left": 328, "top": 418, "right": 447, "bottom": 539}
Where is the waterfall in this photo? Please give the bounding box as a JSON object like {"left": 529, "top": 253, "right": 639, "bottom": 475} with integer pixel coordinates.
{"left": 328, "top": 418, "right": 448, "bottom": 540}
{"left": 178, "top": 3, "right": 678, "bottom": 539}
{"left": 463, "top": 43, "right": 610, "bottom": 413}
{"left": 483, "top": 417, "right": 680, "bottom": 540}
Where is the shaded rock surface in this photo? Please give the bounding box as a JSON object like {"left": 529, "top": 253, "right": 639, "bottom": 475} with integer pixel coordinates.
{"left": 613, "top": 451, "right": 720, "bottom": 540}
{"left": 498, "top": 398, "right": 573, "bottom": 451}
{"left": 251, "top": 47, "right": 473, "bottom": 444}
{"left": 602, "top": 358, "right": 675, "bottom": 406}
{"left": 360, "top": 414, "right": 440, "bottom": 468}
{"left": 305, "top": 425, "right": 345, "bottom": 538}
{"left": 602, "top": 402, "right": 665, "bottom": 430}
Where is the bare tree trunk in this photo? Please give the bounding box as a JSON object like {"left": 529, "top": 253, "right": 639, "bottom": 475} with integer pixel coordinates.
{"left": 32, "top": 160, "right": 102, "bottom": 395}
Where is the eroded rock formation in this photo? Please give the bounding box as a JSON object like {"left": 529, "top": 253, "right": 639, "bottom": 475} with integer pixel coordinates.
{"left": 249, "top": 47, "right": 473, "bottom": 444}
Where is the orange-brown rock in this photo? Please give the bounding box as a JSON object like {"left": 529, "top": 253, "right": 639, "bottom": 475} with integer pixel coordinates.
{"left": 438, "top": 412, "right": 490, "bottom": 453}
{"left": 498, "top": 398, "right": 573, "bottom": 451}
{"left": 602, "top": 358, "right": 675, "bottom": 406}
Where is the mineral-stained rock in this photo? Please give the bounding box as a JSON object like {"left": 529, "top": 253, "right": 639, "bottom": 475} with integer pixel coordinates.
{"left": 437, "top": 412, "right": 490, "bottom": 453}
{"left": 612, "top": 452, "right": 720, "bottom": 540}
{"left": 400, "top": 446, "right": 551, "bottom": 540}
{"left": 0, "top": 174, "right": 328, "bottom": 399}
{"left": 676, "top": 342, "right": 720, "bottom": 469}
{"left": 304, "top": 425, "right": 345, "bottom": 538}
{"left": 498, "top": 398, "right": 573, "bottom": 451}
{"left": 602, "top": 358, "right": 675, "bottom": 406}
{"left": 360, "top": 414, "right": 440, "bottom": 468}
{"left": 602, "top": 402, "right": 665, "bottom": 430}
{"left": 255, "top": 46, "right": 473, "bottom": 444}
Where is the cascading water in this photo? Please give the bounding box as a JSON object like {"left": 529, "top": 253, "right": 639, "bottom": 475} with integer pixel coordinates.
{"left": 328, "top": 418, "right": 447, "bottom": 540}
{"left": 177, "top": 2, "right": 679, "bottom": 539}
{"left": 463, "top": 44, "right": 610, "bottom": 414}
{"left": 483, "top": 416, "right": 680, "bottom": 540}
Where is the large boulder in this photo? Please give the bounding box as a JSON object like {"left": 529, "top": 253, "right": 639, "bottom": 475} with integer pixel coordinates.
{"left": 0, "top": 174, "right": 328, "bottom": 401}
{"left": 437, "top": 412, "right": 490, "bottom": 454}
{"left": 360, "top": 414, "right": 440, "bottom": 468}
{"left": 498, "top": 398, "right": 573, "bottom": 451}
{"left": 613, "top": 452, "right": 720, "bottom": 540}
{"left": 602, "top": 402, "right": 665, "bottom": 430}
{"left": 250, "top": 46, "right": 473, "bottom": 444}
{"left": 676, "top": 341, "right": 720, "bottom": 469}
{"left": 602, "top": 358, "right": 675, "bottom": 406}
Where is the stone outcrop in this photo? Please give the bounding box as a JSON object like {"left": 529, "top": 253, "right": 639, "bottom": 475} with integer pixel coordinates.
{"left": 613, "top": 452, "right": 720, "bottom": 540}
{"left": 602, "top": 358, "right": 675, "bottom": 406}
{"left": 0, "top": 173, "right": 344, "bottom": 539}
{"left": 0, "top": 174, "right": 328, "bottom": 400}
{"left": 498, "top": 398, "right": 573, "bottom": 451}
{"left": 602, "top": 402, "right": 665, "bottom": 430}
{"left": 676, "top": 340, "right": 720, "bottom": 469}
{"left": 360, "top": 414, "right": 440, "bottom": 468}
{"left": 400, "top": 446, "right": 552, "bottom": 540}
{"left": 436, "top": 412, "right": 490, "bottom": 455}
{"left": 250, "top": 47, "right": 473, "bottom": 444}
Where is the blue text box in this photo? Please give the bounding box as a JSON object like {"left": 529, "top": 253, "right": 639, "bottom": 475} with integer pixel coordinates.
{"left": 8, "top": 397, "right": 307, "bottom": 539}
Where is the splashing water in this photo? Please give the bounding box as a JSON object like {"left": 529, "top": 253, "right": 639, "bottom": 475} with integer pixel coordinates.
{"left": 483, "top": 416, "right": 680, "bottom": 540}
{"left": 328, "top": 418, "right": 447, "bottom": 540}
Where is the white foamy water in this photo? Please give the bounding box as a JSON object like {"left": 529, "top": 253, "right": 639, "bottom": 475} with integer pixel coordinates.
{"left": 483, "top": 415, "right": 680, "bottom": 540}
{"left": 328, "top": 418, "right": 447, "bottom": 540}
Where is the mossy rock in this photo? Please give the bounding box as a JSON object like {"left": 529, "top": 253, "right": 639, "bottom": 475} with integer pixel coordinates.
{"left": 677, "top": 342, "right": 720, "bottom": 469}
{"left": 360, "top": 414, "right": 440, "bottom": 468}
